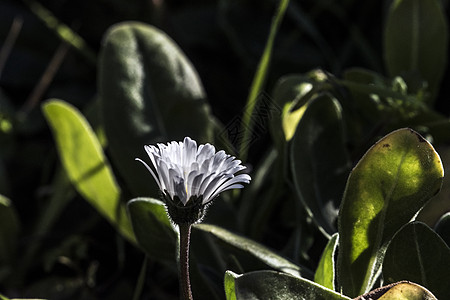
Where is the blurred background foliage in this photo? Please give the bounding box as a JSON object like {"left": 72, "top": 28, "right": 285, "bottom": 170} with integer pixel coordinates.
{"left": 0, "top": 0, "right": 449, "bottom": 299}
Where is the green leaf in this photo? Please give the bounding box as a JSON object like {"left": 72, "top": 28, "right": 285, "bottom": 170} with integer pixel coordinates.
{"left": 224, "top": 270, "right": 238, "bottom": 300}
{"left": 0, "top": 195, "right": 19, "bottom": 267}
{"left": 127, "top": 198, "right": 177, "bottom": 261}
{"left": 417, "top": 146, "right": 450, "bottom": 227}
{"left": 231, "top": 270, "right": 350, "bottom": 300}
{"left": 354, "top": 281, "right": 437, "bottom": 300}
{"left": 239, "top": 0, "right": 290, "bottom": 160}
{"left": 337, "top": 128, "right": 444, "bottom": 297}
{"left": 291, "top": 93, "right": 350, "bottom": 236}
{"left": 99, "top": 21, "right": 216, "bottom": 196}
{"left": 384, "top": 0, "right": 448, "bottom": 100}
{"left": 314, "top": 233, "right": 338, "bottom": 290}
{"left": 42, "top": 99, "right": 135, "bottom": 243}
{"left": 194, "top": 223, "right": 310, "bottom": 278}
{"left": 0, "top": 294, "right": 47, "bottom": 300}
{"left": 435, "top": 212, "right": 450, "bottom": 246}
{"left": 377, "top": 282, "right": 437, "bottom": 300}
{"left": 383, "top": 222, "right": 450, "bottom": 299}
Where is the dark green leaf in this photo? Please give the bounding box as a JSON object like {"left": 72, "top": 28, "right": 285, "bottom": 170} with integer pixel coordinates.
{"left": 384, "top": 0, "right": 448, "bottom": 100}
{"left": 42, "top": 99, "right": 135, "bottom": 243}
{"left": 99, "top": 22, "right": 216, "bottom": 196}
{"left": 194, "top": 223, "right": 309, "bottom": 278}
{"left": 435, "top": 212, "right": 450, "bottom": 246}
{"left": 383, "top": 222, "right": 450, "bottom": 299}
{"left": 0, "top": 195, "right": 19, "bottom": 267}
{"left": 314, "top": 233, "right": 338, "bottom": 290}
{"left": 239, "top": 0, "right": 289, "bottom": 160}
{"left": 127, "top": 198, "right": 177, "bottom": 261}
{"left": 291, "top": 93, "right": 350, "bottom": 235}
{"left": 337, "top": 128, "right": 443, "bottom": 297}
{"left": 229, "top": 270, "right": 350, "bottom": 300}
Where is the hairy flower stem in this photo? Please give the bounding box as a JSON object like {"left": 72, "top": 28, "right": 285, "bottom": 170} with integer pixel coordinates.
{"left": 179, "top": 222, "right": 193, "bottom": 300}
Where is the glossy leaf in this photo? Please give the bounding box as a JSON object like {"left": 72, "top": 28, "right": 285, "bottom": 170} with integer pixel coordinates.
{"left": 99, "top": 22, "right": 216, "bottom": 196}
{"left": 314, "top": 233, "right": 338, "bottom": 290}
{"left": 194, "top": 223, "right": 308, "bottom": 278}
{"left": 42, "top": 100, "right": 135, "bottom": 243}
{"left": 383, "top": 222, "right": 450, "bottom": 299}
{"left": 228, "top": 270, "right": 350, "bottom": 300}
{"left": 377, "top": 282, "right": 437, "bottom": 300}
{"left": 127, "top": 198, "right": 177, "bottom": 261}
{"left": 435, "top": 212, "right": 450, "bottom": 246}
{"left": 417, "top": 146, "right": 450, "bottom": 227}
{"left": 354, "top": 281, "right": 437, "bottom": 300}
{"left": 384, "top": 0, "right": 448, "bottom": 100}
{"left": 0, "top": 195, "right": 19, "bottom": 267}
{"left": 337, "top": 128, "right": 443, "bottom": 297}
{"left": 291, "top": 93, "right": 350, "bottom": 235}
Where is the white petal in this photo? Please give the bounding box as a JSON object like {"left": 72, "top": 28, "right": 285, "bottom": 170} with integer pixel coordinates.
{"left": 173, "top": 176, "right": 187, "bottom": 205}
{"left": 135, "top": 158, "right": 162, "bottom": 190}
{"left": 204, "top": 174, "right": 251, "bottom": 203}
{"left": 207, "top": 184, "right": 245, "bottom": 203}
{"left": 202, "top": 174, "right": 233, "bottom": 202}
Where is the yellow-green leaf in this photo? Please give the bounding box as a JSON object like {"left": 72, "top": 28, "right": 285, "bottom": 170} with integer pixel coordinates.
{"left": 42, "top": 99, "right": 135, "bottom": 243}
{"left": 337, "top": 128, "right": 443, "bottom": 297}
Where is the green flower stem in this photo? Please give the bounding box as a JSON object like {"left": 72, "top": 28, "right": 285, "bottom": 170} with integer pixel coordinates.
{"left": 179, "top": 222, "right": 193, "bottom": 300}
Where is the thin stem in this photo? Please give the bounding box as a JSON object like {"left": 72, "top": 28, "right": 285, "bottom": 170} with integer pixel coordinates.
{"left": 178, "top": 222, "right": 193, "bottom": 300}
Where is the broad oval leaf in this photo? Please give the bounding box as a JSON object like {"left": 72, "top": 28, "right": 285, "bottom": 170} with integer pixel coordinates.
{"left": 337, "top": 128, "right": 443, "bottom": 297}
{"left": 384, "top": 0, "right": 448, "bottom": 101}
{"left": 353, "top": 281, "right": 437, "bottom": 300}
{"left": 194, "top": 223, "right": 309, "bottom": 278}
{"left": 314, "top": 233, "right": 338, "bottom": 290}
{"left": 42, "top": 99, "right": 135, "bottom": 243}
{"left": 291, "top": 93, "right": 350, "bottom": 236}
{"left": 99, "top": 22, "right": 216, "bottom": 196}
{"left": 383, "top": 222, "right": 450, "bottom": 299}
{"left": 229, "top": 270, "right": 350, "bottom": 300}
{"left": 377, "top": 282, "right": 437, "bottom": 300}
{"left": 127, "top": 197, "right": 177, "bottom": 261}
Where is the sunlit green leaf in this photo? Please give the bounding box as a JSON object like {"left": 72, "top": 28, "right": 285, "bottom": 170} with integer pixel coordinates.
{"left": 377, "top": 282, "right": 437, "bottom": 300}
{"left": 194, "top": 223, "right": 309, "bottom": 278}
{"left": 337, "top": 128, "right": 443, "bottom": 297}
{"left": 314, "top": 233, "right": 338, "bottom": 290}
{"left": 42, "top": 99, "right": 135, "bottom": 243}
{"left": 127, "top": 198, "right": 177, "bottom": 260}
{"left": 0, "top": 293, "right": 46, "bottom": 300}
{"left": 417, "top": 146, "right": 450, "bottom": 227}
{"left": 291, "top": 93, "right": 350, "bottom": 236}
{"left": 231, "top": 270, "right": 350, "bottom": 300}
{"left": 99, "top": 22, "right": 217, "bottom": 196}
{"left": 224, "top": 270, "right": 238, "bottom": 300}
{"left": 384, "top": 0, "right": 448, "bottom": 100}
{"left": 383, "top": 222, "right": 450, "bottom": 299}
{"left": 354, "top": 281, "right": 437, "bottom": 300}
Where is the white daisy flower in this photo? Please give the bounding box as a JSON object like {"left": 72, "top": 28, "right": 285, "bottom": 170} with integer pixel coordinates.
{"left": 136, "top": 137, "right": 251, "bottom": 223}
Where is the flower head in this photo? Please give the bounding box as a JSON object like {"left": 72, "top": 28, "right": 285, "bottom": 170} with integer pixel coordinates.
{"left": 136, "top": 137, "right": 251, "bottom": 223}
